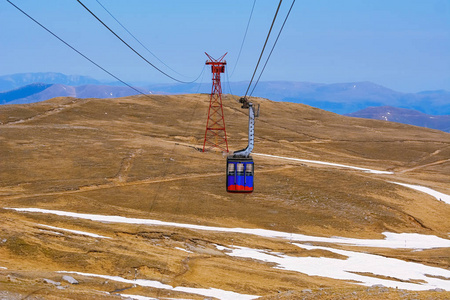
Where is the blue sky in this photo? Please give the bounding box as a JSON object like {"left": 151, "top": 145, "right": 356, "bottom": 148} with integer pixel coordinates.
{"left": 1, "top": 0, "right": 449, "bottom": 92}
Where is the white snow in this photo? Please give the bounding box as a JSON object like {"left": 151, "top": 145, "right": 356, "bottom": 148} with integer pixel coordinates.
{"left": 37, "top": 224, "right": 110, "bottom": 239}
{"left": 6, "top": 208, "right": 450, "bottom": 250}
{"left": 216, "top": 244, "right": 450, "bottom": 291}
{"left": 0, "top": 267, "right": 7, "bottom": 270}
{"left": 175, "top": 247, "right": 193, "bottom": 253}
{"left": 38, "top": 229, "right": 63, "bottom": 235}
{"left": 120, "top": 294, "right": 191, "bottom": 300}
{"left": 6, "top": 207, "right": 450, "bottom": 291}
{"left": 58, "top": 271, "right": 258, "bottom": 300}
{"left": 253, "top": 153, "right": 394, "bottom": 174}
{"left": 391, "top": 182, "right": 450, "bottom": 205}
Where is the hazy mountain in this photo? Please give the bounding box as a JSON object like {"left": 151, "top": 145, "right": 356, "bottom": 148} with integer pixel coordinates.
{"left": 1, "top": 73, "right": 449, "bottom": 116}
{"left": 0, "top": 72, "right": 103, "bottom": 92}
{"left": 345, "top": 106, "right": 450, "bottom": 133}
{"left": 144, "top": 80, "right": 450, "bottom": 115}
{"left": 247, "top": 81, "right": 449, "bottom": 116}
{"left": 0, "top": 83, "right": 150, "bottom": 105}
{"left": 0, "top": 83, "right": 53, "bottom": 104}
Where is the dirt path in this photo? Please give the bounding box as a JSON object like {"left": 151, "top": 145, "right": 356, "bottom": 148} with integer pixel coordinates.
{"left": 2, "top": 165, "right": 292, "bottom": 202}
{"left": 399, "top": 158, "right": 450, "bottom": 174}
{"left": 2, "top": 98, "right": 83, "bottom": 125}
{"left": 111, "top": 149, "right": 142, "bottom": 184}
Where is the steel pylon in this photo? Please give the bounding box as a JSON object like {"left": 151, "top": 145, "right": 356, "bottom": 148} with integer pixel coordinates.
{"left": 202, "top": 52, "right": 229, "bottom": 153}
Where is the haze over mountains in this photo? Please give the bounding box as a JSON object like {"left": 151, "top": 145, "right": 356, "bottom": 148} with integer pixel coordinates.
{"left": 0, "top": 83, "right": 151, "bottom": 105}
{"left": 346, "top": 106, "right": 450, "bottom": 133}
{"left": 1, "top": 72, "right": 449, "bottom": 132}
{"left": 0, "top": 72, "right": 103, "bottom": 90}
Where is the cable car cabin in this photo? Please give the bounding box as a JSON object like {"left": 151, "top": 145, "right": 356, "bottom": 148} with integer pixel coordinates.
{"left": 226, "top": 156, "right": 254, "bottom": 193}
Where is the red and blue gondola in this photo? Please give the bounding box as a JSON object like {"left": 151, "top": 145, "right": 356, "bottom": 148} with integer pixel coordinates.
{"left": 226, "top": 156, "right": 254, "bottom": 193}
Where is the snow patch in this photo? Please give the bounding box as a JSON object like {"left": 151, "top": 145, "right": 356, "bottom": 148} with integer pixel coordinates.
{"left": 391, "top": 182, "right": 450, "bottom": 205}
{"left": 120, "top": 295, "right": 187, "bottom": 300}
{"left": 38, "top": 224, "right": 110, "bottom": 239}
{"left": 175, "top": 247, "right": 193, "bottom": 253}
{"left": 120, "top": 295, "right": 158, "bottom": 300}
{"left": 6, "top": 208, "right": 450, "bottom": 250}
{"left": 6, "top": 206, "right": 450, "bottom": 291}
{"left": 38, "top": 229, "right": 63, "bottom": 235}
{"left": 253, "top": 153, "right": 394, "bottom": 174}
{"left": 58, "top": 271, "right": 258, "bottom": 300}
{"left": 215, "top": 244, "right": 450, "bottom": 291}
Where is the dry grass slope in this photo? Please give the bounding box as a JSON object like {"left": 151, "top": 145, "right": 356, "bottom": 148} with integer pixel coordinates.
{"left": 0, "top": 94, "right": 449, "bottom": 299}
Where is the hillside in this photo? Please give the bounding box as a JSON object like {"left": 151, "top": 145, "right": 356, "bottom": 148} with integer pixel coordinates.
{"left": 0, "top": 94, "right": 449, "bottom": 299}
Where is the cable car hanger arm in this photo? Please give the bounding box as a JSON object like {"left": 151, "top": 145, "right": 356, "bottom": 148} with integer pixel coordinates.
{"left": 233, "top": 97, "right": 259, "bottom": 158}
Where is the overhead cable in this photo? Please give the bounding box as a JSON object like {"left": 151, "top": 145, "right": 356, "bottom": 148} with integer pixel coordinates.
{"left": 76, "top": 0, "right": 196, "bottom": 84}
{"left": 244, "top": 0, "right": 283, "bottom": 97}
{"left": 6, "top": 0, "right": 148, "bottom": 97}
{"left": 230, "top": 0, "right": 257, "bottom": 78}
{"left": 250, "top": 0, "right": 296, "bottom": 96}
{"left": 94, "top": 0, "right": 189, "bottom": 78}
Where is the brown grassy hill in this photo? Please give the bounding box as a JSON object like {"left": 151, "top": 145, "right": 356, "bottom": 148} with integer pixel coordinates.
{"left": 0, "top": 94, "right": 449, "bottom": 299}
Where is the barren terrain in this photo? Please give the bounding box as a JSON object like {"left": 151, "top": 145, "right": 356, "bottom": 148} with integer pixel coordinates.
{"left": 0, "top": 94, "right": 449, "bottom": 299}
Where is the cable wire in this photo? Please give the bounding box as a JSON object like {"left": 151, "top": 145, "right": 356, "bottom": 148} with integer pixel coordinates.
{"left": 250, "top": 0, "right": 295, "bottom": 96}
{"left": 94, "top": 0, "right": 190, "bottom": 79}
{"left": 244, "top": 0, "right": 283, "bottom": 97}
{"left": 6, "top": 0, "right": 148, "bottom": 97}
{"left": 229, "top": 0, "right": 257, "bottom": 78}
{"left": 76, "top": 0, "right": 196, "bottom": 84}
{"left": 225, "top": 65, "right": 240, "bottom": 103}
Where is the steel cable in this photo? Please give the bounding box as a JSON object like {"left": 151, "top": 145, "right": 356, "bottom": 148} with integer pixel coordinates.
{"left": 250, "top": 0, "right": 296, "bottom": 96}
{"left": 94, "top": 0, "right": 190, "bottom": 78}
{"left": 244, "top": 0, "right": 283, "bottom": 97}
{"left": 76, "top": 0, "right": 199, "bottom": 84}
{"left": 6, "top": 0, "right": 149, "bottom": 97}
{"left": 229, "top": 0, "right": 257, "bottom": 78}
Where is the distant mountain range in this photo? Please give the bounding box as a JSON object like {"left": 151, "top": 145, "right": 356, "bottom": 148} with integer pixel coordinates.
{"left": 0, "top": 82, "right": 150, "bottom": 105}
{"left": 0, "top": 72, "right": 448, "bottom": 132}
{"left": 346, "top": 106, "right": 450, "bottom": 133}
{"left": 140, "top": 80, "right": 450, "bottom": 116}
{"left": 0, "top": 72, "right": 104, "bottom": 91}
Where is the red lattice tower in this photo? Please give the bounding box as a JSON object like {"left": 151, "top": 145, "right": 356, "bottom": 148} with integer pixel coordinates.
{"left": 202, "top": 52, "right": 229, "bottom": 153}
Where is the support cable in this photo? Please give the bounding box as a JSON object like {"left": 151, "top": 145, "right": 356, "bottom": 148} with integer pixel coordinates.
{"left": 244, "top": 0, "right": 283, "bottom": 97}
{"left": 229, "top": 0, "right": 257, "bottom": 78}
{"left": 225, "top": 66, "right": 239, "bottom": 102}
{"left": 94, "top": 0, "right": 189, "bottom": 79}
{"left": 76, "top": 0, "right": 197, "bottom": 84}
{"left": 6, "top": 0, "right": 147, "bottom": 97}
{"left": 250, "top": 0, "right": 295, "bottom": 96}
{"left": 194, "top": 65, "right": 207, "bottom": 94}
